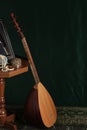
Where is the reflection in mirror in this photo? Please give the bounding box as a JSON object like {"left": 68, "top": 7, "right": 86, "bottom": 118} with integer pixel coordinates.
{"left": 0, "top": 19, "right": 15, "bottom": 61}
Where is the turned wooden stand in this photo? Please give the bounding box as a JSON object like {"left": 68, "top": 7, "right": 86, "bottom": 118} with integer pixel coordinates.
{"left": 0, "top": 58, "right": 28, "bottom": 130}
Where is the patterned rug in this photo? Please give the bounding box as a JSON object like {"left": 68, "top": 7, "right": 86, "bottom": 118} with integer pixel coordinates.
{"left": 1, "top": 106, "right": 87, "bottom": 130}
{"left": 57, "top": 107, "right": 87, "bottom": 126}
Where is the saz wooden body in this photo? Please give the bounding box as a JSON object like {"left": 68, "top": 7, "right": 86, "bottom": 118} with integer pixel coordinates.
{"left": 25, "top": 82, "right": 57, "bottom": 127}
{"left": 11, "top": 13, "right": 57, "bottom": 128}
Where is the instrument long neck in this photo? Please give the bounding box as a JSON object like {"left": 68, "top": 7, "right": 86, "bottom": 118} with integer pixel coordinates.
{"left": 22, "top": 37, "right": 40, "bottom": 84}
{"left": 10, "top": 13, "right": 40, "bottom": 83}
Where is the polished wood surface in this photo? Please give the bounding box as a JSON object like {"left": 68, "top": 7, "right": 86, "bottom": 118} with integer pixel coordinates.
{"left": 25, "top": 82, "right": 57, "bottom": 128}
{"left": 38, "top": 82, "right": 57, "bottom": 127}
{"left": 0, "top": 59, "right": 28, "bottom": 78}
{"left": 0, "top": 58, "right": 28, "bottom": 130}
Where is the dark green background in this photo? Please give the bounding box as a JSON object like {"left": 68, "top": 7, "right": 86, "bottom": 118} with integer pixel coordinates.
{"left": 0, "top": 0, "right": 87, "bottom": 107}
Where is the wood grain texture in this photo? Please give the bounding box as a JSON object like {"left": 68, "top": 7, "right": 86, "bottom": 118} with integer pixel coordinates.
{"left": 38, "top": 82, "right": 57, "bottom": 127}
{"left": 25, "top": 82, "right": 57, "bottom": 128}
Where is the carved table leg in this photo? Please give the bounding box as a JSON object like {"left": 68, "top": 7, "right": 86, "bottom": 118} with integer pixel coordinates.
{"left": 0, "top": 78, "right": 17, "bottom": 130}
{"left": 0, "top": 78, "right": 7, "bottom": 125}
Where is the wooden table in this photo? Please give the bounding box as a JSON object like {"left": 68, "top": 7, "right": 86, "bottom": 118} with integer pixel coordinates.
{"left": 0, "top": 58, "right": 28, "bottom": 130}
